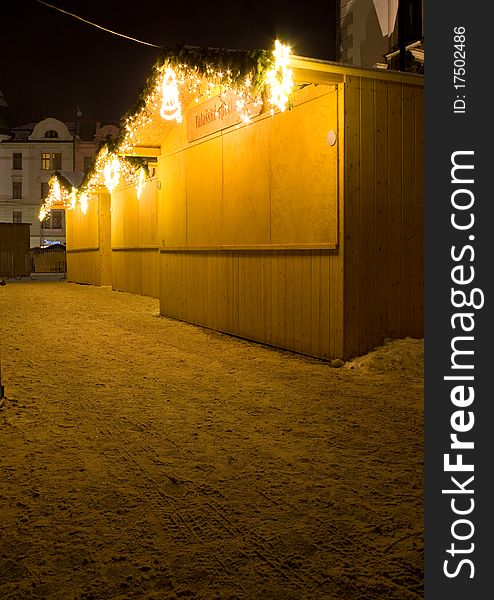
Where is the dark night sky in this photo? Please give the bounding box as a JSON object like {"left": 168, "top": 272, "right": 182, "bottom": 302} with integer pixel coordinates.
{"left": 1, "top": 0, "right": 337, "bottom": 128}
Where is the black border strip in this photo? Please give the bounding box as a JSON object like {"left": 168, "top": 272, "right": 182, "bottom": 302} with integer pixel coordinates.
{"left": 425, "top": 2, "right": 493, "bottom": 597}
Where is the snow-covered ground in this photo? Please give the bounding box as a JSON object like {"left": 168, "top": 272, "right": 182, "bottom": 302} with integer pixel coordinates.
{"left": 0, "top": 281, "right": 423, "bottom": 599}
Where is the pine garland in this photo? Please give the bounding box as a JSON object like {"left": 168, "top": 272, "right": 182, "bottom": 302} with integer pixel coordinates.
{"left": 83, "top": 44, "right": 282, "bottom": 191}
{"left": 115, "top": 44, "right": 275, "bottom": 148}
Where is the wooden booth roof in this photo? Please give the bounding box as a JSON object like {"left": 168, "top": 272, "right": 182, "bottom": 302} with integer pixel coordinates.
{"left": 71, "top": 42, "right": 423, "bottom": 197}
{"left": 123, "top": 52, "right": 423, "bottom": 157}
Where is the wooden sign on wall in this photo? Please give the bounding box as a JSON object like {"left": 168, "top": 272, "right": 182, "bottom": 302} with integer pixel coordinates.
{"left": 186, "top": 90, "right": 262, "bottom": 142}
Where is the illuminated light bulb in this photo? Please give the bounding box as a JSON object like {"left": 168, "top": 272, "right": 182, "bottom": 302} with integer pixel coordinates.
{"left": 266, "top": 40, "right": 294, "bottom": 113}
{"left": 136, "top": 167, "right": 146, "bottom": 200}
{"left": 160, "top": 67, "right": 182, "bottom": 123}
{"left": 69, "top": 188, "right": 77, "bottom": 209}
{"left": 79, "top": 44, "right": 298, "bottom": 192}
{"left": 80, "top": 192, "right": 88, "bottom": 215}
{"left": 52, "top": 178, "right": 62, "bottom": 202}
{"left": 39, "top": 206, "right": 47, "bottom": 222}
{"left": 103, "top": 156, "right": 121, "bottom": 192}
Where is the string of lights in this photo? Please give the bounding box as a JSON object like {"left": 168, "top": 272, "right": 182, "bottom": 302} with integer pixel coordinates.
{"left": 39, "top": 41, "right": 294, "bottom": 221}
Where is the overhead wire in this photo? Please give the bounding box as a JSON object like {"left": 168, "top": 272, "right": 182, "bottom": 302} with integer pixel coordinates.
{"left": 35, "top": 0, "right": 163, "bottom": 48}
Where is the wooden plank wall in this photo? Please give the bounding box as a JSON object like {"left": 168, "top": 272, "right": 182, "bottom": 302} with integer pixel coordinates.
{"left": 343, "top": 75, "right": 424, "bottom": 358}
{"left": 99, "top": 193, "right": 112, "bottom": 286}
{"left": 160, "top": 249, "right": 344, "bottom": 359}
{"left": 159, "top": 86, "right": 339, "bottom": 250}
{"left": 66, "top": 250, "right": 102, "bottom": 285}
{"left": 158, "top": 84, "right": 345, "bottom": 359}
{"left": 66, "top": 192, "right": 103, "bottom": 285}
{"left": 111, "top": 178, "right": 159, "bottom": 298}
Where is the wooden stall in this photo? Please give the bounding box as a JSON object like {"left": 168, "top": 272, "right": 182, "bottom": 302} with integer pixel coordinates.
{"left": 66, "top": 190, "right": 112, "bottom": 286}
{"left": 340, "top": 69, "right": 423, "bottom": 358}
{"left": 156, "top": 60, "right": 423, "bottom": 359}
{"left": 66, "top": 53, "right": 423, "bottom": 360}
{"left": 157, "top": 81, "right": 344, "bottom": 357}
{"left": 0, "top": 223, "right": 30, "bottom": 278}
{"left": 110, "top": 178, "right": 159, "bottom": 298}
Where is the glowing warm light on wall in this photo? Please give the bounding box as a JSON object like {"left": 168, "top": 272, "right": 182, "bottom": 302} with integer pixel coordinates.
{"left": 39, "top": 175, "right": 73, "bottom": 220}
{"left": 103, "top": 157, "right": 121, "bottom": 192}
{"left": 69, "top": 188, "right": 77, "bottom": 209}
{"left": 52, "top": 179, "right": 62, "bottom": 202}
{"left": 136, "top": 167, "right": 146, "bottom": 200}
{"left": 136, "top": 41, "right": 294, "bottom": 138}
{"left": 39, "top": 206, "right": 47, "bottom": 222}
{"left": 56, "top": 41, "right": 294, "bottom": 218}
{"left": 160, "top": 67, "right": 182, "bottom": 123}
{"left": 80, "top": 192, "right": 89, "bottom": 215}
{"left": 266, "top": 40, "right": 294, "bottom": 113}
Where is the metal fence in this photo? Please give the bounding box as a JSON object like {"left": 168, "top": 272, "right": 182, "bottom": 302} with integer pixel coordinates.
{"left": 30, "top": 247, "right": 67, "bottom": 274}
{"left": 1, "top": 247, "right": 66, "bottom": 279}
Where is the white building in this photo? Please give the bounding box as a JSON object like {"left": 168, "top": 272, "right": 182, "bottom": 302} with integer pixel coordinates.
{"left": 0, "top": 115, "right": 75, "bottom": 247}
{"left": 338, "top": 0, "right": 423, "bottom": 70}
{"left": 0, "top": 92, "right": 119, "bottom": 248}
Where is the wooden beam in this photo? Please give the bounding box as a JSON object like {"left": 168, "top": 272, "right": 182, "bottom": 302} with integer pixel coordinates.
{"left": 291, "top": 65, "right": 344, "bottom": 86}
{"left": 119, "top": 146, "right": 161, "bottom": 158}
{"left": 291, "top": 55, "right": 424, "bottom": 86}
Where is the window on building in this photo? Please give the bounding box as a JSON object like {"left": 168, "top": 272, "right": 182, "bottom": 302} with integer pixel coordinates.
{"left": 41, "top": 152, "right": 62, "bottom": 170}
{"left": 13, "top": 211, "right": 22, "bottom": 223}
{"left": 42, "top": 210, "right": 64, "bottom": 230}
{"left": 41, "top": 182, "right": 49, "bottom": 199}
{"left": 13, "top": 152, "right": 22, "bottom": 170}
{"left": 44, "top": 130, "right": 59, "bottom": 138}
{"left": 52, "top": 153, "right": 62, "bottom": 170}
{"left": 83, "top": 155, "right": 93, "bottom": 173}
{"left": 12, "top": 181, "right": 22, "bottom": 199}
{"left": 51, "top": 210, "right": 63, "bottom": 230}
{"left": 41, "top": 153, "right": 51, "bottom": 170}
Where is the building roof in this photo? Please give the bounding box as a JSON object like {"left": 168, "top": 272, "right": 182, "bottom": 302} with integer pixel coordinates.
{"left": 6, "top": 119, "right": 118, "bottom": 142}
{"left": 8, "top": 121, "right": 75, "bottom": 141}
{"left": 117, "top": 48, "right": 423, "bottom": 152}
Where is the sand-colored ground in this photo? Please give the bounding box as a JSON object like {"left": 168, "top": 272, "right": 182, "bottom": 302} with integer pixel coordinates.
{"left": 0, "top": 281, "right": 423, "bottom": 599}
